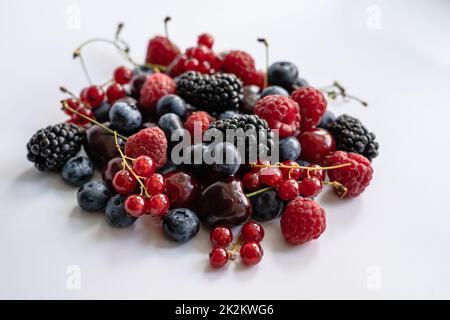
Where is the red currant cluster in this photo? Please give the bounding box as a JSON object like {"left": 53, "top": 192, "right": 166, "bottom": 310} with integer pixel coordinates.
{"left": 209, "top": 221, "right": 265, "bottom": 268}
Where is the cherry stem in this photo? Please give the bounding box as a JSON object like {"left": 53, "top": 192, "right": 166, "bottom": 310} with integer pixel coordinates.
{"left": 115, "top": 23, "right": 131, "bottom": 55}
{"left": 228, "top": 236, "right": 244, "bottom": 261}
{"left": 164, "top": 16, "right": 172, "bottom": 41}
{"left": 250, "top": 162, "right": 351, "bottom": 171}
{"left": 257, "top": 38, "right": 269, "bottom": 88}
{"left": 324, "top": 181, "right": 348, "bottom": 198}
{"left": 246, "top": 186, "right": 273, "bottom": 198}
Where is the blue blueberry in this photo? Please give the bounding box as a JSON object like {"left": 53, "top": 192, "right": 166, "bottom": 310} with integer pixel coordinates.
{"left": 158, "top": 113, "right": 183, "bottom": 140}
{"left": 293, "top": 77, "right": 309, "bottom": 89}
{"left": 297, "top": 160, "right": 310, "bottom": 166}
{"left": 61, "top": 155, "right": 94, "bottom": 187}
{"left": 279, "top": 137, "right": 301, "bottom": 161}
{"left": 156, "top": 94, "right": 187, "bottom": 119}
{"left": 268, "top": 61, "right": 299, "bottom": 90}
{"left": 77, "top": 181, "right": 111, "bottom": 212}
{"left": 163, "top": 208, "right": 200, "bottom": 242}
{"left": 219, "top": 110, "right": 239, "bottom": 120}
{"left": 133, "top": 65, "right": 154, "bottom": 76}
{"left": 260, "top": 86, "right": 289, "bottom": 98}
{"left": 211, "top": 142, "right": 241, "bottom": 176}
{"left": 318, "top": 110, "right": 336, "bottom": 129}
{"left": 105, "top": 194, "right": 137, "bottom": 228}
{"left": 251, "top": 189, "right": 284, "bottom": 222}
{"left": 109, "top": 100, "right": 142, "bottom": 133}
{"left": 183, "top": 143, "right": 207, "bottom": 172}
{"left": 93, "top": 101, "right": 110, "bottom": 123}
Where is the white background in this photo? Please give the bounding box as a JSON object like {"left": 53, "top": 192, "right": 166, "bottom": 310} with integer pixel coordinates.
{"left": 1, "top": 0, "right": 449, "bottom": 299}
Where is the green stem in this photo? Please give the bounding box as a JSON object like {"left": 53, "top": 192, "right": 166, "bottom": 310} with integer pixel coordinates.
{"left": 246, "top": 187, "right": 273, "bottom": 198}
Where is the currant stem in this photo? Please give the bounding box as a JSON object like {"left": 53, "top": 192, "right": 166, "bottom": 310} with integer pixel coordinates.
{"left": 250, "top": 162, "right": 351, "bottom": 171}
{"left": 246, "top": 187, "right": 273, "bottom": 198}
{"left": 257, "top": 38, "right": 269, "bottom": 88}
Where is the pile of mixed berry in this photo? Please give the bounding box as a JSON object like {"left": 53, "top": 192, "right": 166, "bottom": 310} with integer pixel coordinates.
{"left": 25, "top": 19, "right": 379, "bottom": 268}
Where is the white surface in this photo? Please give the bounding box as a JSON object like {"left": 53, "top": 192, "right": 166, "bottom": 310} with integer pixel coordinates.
{"left": 0, "top": 0, "right": 449, "bottom": 300}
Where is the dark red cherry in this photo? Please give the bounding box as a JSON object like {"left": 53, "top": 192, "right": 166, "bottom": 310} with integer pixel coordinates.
{"left": 298, "top": 128, "right": 336, "bottom": 164}
{"left": 163, "top": 171, "right": 201, "bottom": 210}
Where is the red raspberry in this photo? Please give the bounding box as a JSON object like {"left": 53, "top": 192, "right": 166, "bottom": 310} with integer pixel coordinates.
{"left": 280, "top": 197, "right": 326, "bottom": 245}
{"left": 124, "top": 127, "right": 168, "bottom": 169}
{"left": 184, "top": 111, "right": 215, "bottom": 136}
{"left": 253, "top": 95, "right": 301, "bottom": 138}
{"left": 291, "top": 87, "right": 327, "bottom": 130}
{"left": 222, "top": 51, "right": 255, "bottom": 83}
{"left": 145, "top": 36, "right": 180, "bottom": 67}
{"left": 139, "top": 73, "right": 176, "bottom": 112}
{"left": 325, "top": 151, "right": 373, "bottom": 198}
{"left": 197, "top": 33, "right": 214, "bottom": 49}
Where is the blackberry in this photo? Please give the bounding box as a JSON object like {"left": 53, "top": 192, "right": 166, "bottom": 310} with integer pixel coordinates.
{"left": 208, "top": 114, "right": 273, "bottom": 163}
{"left": 26, "top": 123, "right": 84, "bottom": 171}
{"left": 329, "top": 114, "right": 379, "bottom": 161}
{"left": 176, "top": 71, "right": 243, "bottom": 113}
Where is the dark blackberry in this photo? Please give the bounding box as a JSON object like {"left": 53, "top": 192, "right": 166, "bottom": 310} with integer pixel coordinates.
{"left": 207, "top": 114, "right": 274, "bottom": 163}
{"left": 26, "top": 123, "right": 85, "bottom": 171}
{"left": 176, "top": 71, "right": 243, "bottom": 113}
{"left": 329, "top": 114, "right": 379, "bottom": 161}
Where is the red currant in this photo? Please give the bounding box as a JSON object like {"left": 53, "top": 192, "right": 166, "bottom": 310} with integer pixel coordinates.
{"left": 298, "top": 177, "right": 323, "bottom": 197}
{"left": 280, "top": 160, "right": 302, "bottom": 180}
{"left": 132, "top": 156, "right": 156, "bottom": 178}
{"left": 240, "top": 242, "right": 263, "bottom": 266}
{"left": 106, "top": 82, "right": 126, "bottom": 104}
{"left": 145, "top": 173, "right": 166, "bottom": 195}
{"left": 113, "top": 66, "right": 133, "bottom": 85}
{"left": 259, "top": 167, "right": 283, "bottom": 187}
{"left": 242, "top": 171, "right": 261, "bottom": 191}
{"left": 302, "top": 164, "right": 325, "bottom": 181}
{"left": 124, "top": 195, "right": 146, "bottom": 217}
{"left": 146, "top": 193, "right": 170, "bottom": 217}
{"left": 241, "top": 221, "right": 265, "bottom": 243}
{"left": 197, "top": 33, "right": 214, "bottom": 49}
{"left": 298, "top": 128, "right": 336, "bottom": 164}
{"left": 80, "top": 85, "right": 105, "bottom": 108}
{"left": 210, "top": 226, "right": 233, "bottom": 248}
{"left": 112, "top": 170, "right": 137, "bottom": 195}
{"left": 277, "top": 179, "right": 299, "bottom": 201}
{"left": 209, "top": 247, "right": 229, "bottom": 268}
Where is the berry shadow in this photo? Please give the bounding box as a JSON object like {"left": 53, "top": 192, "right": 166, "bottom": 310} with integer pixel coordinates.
{"left": 68, "top": 205, "right": 103, "bottom": 230}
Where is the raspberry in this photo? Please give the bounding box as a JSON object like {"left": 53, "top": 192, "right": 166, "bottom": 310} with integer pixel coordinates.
{"left": 253, "top": 95, "right": 301, "bottom": 138}
{"left": 184, "top": 111, "right": 215, "bottom": 136}
{"left": 325, "top": 151, "right": 373, "bottom": 198}
{"left": 280, "top": 197, "right": 326, "bottom": 245}
{"left": 139, "top": 73, "right": 176, "bottom": 112}
{"left": 124, "top": 127, "right": 168, "bottom": 169}
{"left": 145, "top": 36, "right": 180, "bottom": 67}
{"left": 291, "top": 87, "right": 327, "bottom": 130}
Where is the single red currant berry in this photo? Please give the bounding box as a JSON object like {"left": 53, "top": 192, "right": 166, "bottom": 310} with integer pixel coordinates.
{"left": 302, "top": 164, "right": 325, "bottom": 181}
{"left": 113, "top": 66, "right": 133, "bottom": 85}
{"left": 240, "top": 242, "right": 263, "bottom": 266}
{"left": 197, "top": 33, "right": 214, "bottom": 49}
{"left": 80, "top": 85, "right": 105, "bottom": 108}
{"left": 209, "top": 247, "right": 229, "bottom": 268}
{"left": 298, "top": 177, "right": 323, "bottom": 197}
{"left": 210, "top": 226, "right": 233, "bottom": 248}
{"left": 132, "top": 156, "right": 156, "bottom": 178}
{"left": 277, "top": 179, "right": 300, "bottom": 201}
{"left": 112, "top": 170, "right": 137, "bottom": 195}
{"left": 124, "top": 195, "right": 146, "bottom": 217}
{"left": 242, "top": 171, "right": 261, "bottom": 191}
{"left": 146, "top": 193, "right": 170, "bottom": 217}
{"left": 106, "top": 82, "right": 126, "bottom": 104}
{"left": 280, "top": 160, "right": 302, "bottom": 180}
{"left": 145, "top": 173, "right": 166, "bottom": 195}
{"left": 241, "top": 221, "right": 265, "bottom": 243}
{"left": 259, "top": 167, "right": 283, "bottom": 187}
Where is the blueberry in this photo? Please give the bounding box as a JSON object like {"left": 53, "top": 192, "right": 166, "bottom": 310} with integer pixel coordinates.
{"left": 158, "top": 113, "right": 183, "bottom": 140}
{"left": 211, "top": 142, "right": 241, "bottom": 176}
{"left": 93, "top": 101, "right": 110, "bottom": 123}
{"left": 268, "top": 61, "right": 299, "bottom": 90}
{"left": 219, "top": 110, "right": 239, "bottom": 120}
{"left": 133, "top": 65, "right": 154, "bottom": 76}
{"left": 105, "top": 194, "right": 137, "bottom": 228}
{"left": 318, "top": 110, "right": 336, "bottom": 129}
{"left": 182, "top": 143, "right": 207, "bottom": 172}
{"left": 297, "top": 160, "right": 310, "bottom": 166}
{"left": 156, "top": 94, "right": 187, "bottom": 119}
{"left": 260, "top": 86, "right": 289, "bottom": 98}
{"left": 163, "top": 208, "right": 200, "bottom": 242}
{"left": 251, "top": 189, "right": 284, "bottom": 222}
{"left": 109, "top": 100, "right": 142, "bottom": 133}
{"left": 242, "top": 85, "right": 260, "bottom": 113}
{"left": 61, "top": 155, "right": 94, "bottom": 187}
{"left": 293, "top": 77, "right": 309, "bottom": 89}
{"left": 279, "top": 137, "right": 301, "bottom": 161}
{"left": 77, "top": 181, "right": 111, "bottom": 212}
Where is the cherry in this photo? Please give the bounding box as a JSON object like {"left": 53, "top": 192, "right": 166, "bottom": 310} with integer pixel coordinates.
{"left": 80, "top": 85, "right": 105, "bottom": 108}
{"left": 112, "top": 170, "right": 137, "bottom": 195}
{"left": 145, "top": 173, "right": 166, "bottom": 195}
{"left": 197, "top": 33, "right": 214, "bottom": 49}
{"left": 163, "top": 171, "right": 201, "bottom": 209}
{"left": 280, "top": 160, "right": 302, "bottom": 180}
{"left": 298, "top": 128, "right": 336, "bottom": 164}
{"left": 106, "top": 82, "right": 126, "bottom": 104}
{"left": 242, "top": 171, "right": 261, "bottom": 191}
{"left": 185, "top": 58, "right": 199, "bottom": 71}
{"left": 298, "top": 177, "right": 322, "bottom": 197}
{"left": 277, "top": 179, "right": 299, "bottom": 201}
{"left": 259, "top": 167, "right": 283, "bottom": 187}
{"left": 240, "top": 242, "right": 263, "bottom": 266}
{"left": 210, "top": 226, "right": 233, "bottom": 248}
{"left": 241, "top": 221, "right": 265, "bottom": 243}
{"left": 146, "top": 193, "right": 170, "bottom": 217}
{"left": 302, "top": 164, "right": 325, "bottom": 181}
{"left": 132, "top": 156, "right": 156, "bottom": 178}
{"left": 124, "top": 195, "right": 146, "bottom": 217}
{"left": 209, "top": 247, "right": 229, "bottom": 268}
{"left": 63, "top": 98, "right": 80, "bottom": 116}
{"left": 113, "top": 66, "right": 133, "bottom": 85}
{"left": 102, "top": 157, "right": 123, "bottom": 190}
